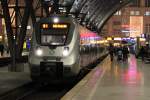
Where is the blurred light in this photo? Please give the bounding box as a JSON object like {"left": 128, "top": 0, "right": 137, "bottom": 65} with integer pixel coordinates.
{"left": 114, "top": 37, "right": 122, "bottom": 41}
{"left": 97, "top": 40, "right": 104, "bottom": 44}
{"left": 27, "top": 25, "right": 31, "bottom": 29}
{"left": 122, "top": 30, "right": 140, "bottom": 33}
{"left": 139, "top": 38, "right": 146, "bottom": 41}
{"left": 107, "top": 37, "right": 112, "bottom": 41}
{"left": 53, "top": 17, "right": 59, "bottom": 23}
{"left": 122, "top": 30, "right": 130, "bottom": 33}
{"left": 90, "top": 40, "right": 97, "bottom": 44}
{"left": 0, "top": 36, "right": 2, "bottom": 39}
{"left": 35, "top": 48, "right": 43, "bottom": 56}
{"left": 18, "top": 25, "right": 31, "bottom": 29}
{"left": 121, "top": 24, "right": 130, "bottom": 28}
{"left": 63, "top": 47, "right": 69, "bottom": 56}
{"left": 104, "top": 40, "right": 108, "bottom": 43}
{"left": 42, "top": 24, "right": 48, "bottom": 29}
{"left": 114, "top": 43, "right": 120, "bottom": 46}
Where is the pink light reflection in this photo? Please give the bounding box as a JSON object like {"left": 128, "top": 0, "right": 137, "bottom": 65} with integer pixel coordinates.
{"left": 121, "top": 55, "right": 141, "bottom": 86}
{"left": 87, "top": 68, "right": 103, "bottom": 88}
{"left": 80, "top": 32, "right": 97, "bottom": 38}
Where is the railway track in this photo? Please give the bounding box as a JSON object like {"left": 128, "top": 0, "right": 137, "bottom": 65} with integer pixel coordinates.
{"left": 0, "top": 82, "right": 41, "bottom": 100}
{"left": 21, "top": 81, "right": 76, "bottom": 100}
{"left": 0, "top": 79, "right": 78, "bottom": 100}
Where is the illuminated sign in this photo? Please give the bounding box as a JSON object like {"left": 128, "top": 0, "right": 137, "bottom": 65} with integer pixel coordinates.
{"left": 41, "top": 23, "right": 68, "bottom": 29}
{"left": 52, "top": 24, "right": 68, "bottom": 28}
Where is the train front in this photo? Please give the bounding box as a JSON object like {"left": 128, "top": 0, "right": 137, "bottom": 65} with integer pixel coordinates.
{"left": 29, "top": 15, "right": 80, "bottom": 82}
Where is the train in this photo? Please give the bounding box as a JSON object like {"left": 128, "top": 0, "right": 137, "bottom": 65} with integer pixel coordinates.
{"left": 28, "top": 14, "right": 108, "bottom": 82}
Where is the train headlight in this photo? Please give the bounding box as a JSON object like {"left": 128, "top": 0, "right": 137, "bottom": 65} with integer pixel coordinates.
{"left": 63, "top": 47, "right": 69, "bottom": 56}
{"left": 35, "top": 48, "right": 43, "bottom": 56}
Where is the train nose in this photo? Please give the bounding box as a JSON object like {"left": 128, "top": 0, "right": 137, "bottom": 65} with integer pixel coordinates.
{"left": 40, "top": 62, "right": 63, "bottom": 79}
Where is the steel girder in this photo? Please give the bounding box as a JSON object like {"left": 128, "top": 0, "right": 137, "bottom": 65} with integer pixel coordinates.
{"left": 60, "top": 0, "right": 75, "bottom": 6}
{"left": 96, "top": 0, "right": 131, "bottom": 31}
{"left": 60, "top": 0, "right": 75, "bottom": 12}
{"left": 91, "top": 0, "right": 119, "bottom": 28}
{"left": 86, "top": 0, "right": 102, "bottom": 23}
{"left": 69, "top": 0, "right": 132, "bottom": 34}
{"left": 88, "top": 0, "right": 108, "bottom": 24}
{"left": 81, "top": 0, "right": 99, "bottom": 19}
{"left": 70, "top": 0, "right": 86, "bottom": 13}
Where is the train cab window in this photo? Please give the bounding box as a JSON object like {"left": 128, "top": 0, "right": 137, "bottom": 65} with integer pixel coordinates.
{"left": 41, "top": 35, "right": 66, "bottom": 45}
{"left": 40, "top": 23, "right": 69, "bottom": 46}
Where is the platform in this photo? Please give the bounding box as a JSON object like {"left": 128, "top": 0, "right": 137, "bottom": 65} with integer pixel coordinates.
{"left": 0, "top": 64, "right": 31, "bottom": 95}
{"left": 62, "top": 54, "right": 150, "bottom": 100}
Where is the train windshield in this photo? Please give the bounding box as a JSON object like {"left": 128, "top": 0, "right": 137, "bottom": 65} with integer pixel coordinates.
{"left": 40, "top": 23, "right": 69, "bottom": 45}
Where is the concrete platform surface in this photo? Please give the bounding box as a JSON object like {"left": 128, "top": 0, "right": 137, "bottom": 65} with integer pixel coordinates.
{"left": 62, "top": 55, "right": 150, "bottom": 100}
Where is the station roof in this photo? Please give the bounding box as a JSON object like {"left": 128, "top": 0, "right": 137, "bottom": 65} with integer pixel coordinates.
{"left": 60, "top": 0, "right": 131, "bottom": 33}
{"left": 0, "top": 0, "right": 131, "bottom": 34}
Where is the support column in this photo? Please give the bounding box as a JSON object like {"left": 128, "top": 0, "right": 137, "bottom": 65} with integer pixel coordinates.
{"left": 1, "top": 0, "right": 16, "bottom": 71}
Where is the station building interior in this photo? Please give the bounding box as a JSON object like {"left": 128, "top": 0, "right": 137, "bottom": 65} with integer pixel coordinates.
{"left": 0, "top": 0, "right": 150, "bottom": 100}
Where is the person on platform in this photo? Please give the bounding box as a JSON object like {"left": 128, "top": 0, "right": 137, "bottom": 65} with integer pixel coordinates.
{"left": 139, "top": 46, "right": 146, "bottom": 61}
{"left": 0, "top": 42, "right": 4, "bottom": 56}
{"left": 108, "top": 43, "right": 114, "bottom": 61}
{"left": 122, "top": 46, "right": 129, "bottom": 61}
{"left": 117, "top": 46, "right": 123, "bottom": 61}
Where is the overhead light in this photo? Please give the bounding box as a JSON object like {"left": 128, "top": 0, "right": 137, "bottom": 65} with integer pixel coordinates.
{"left": 53, "top": 17, "right": 59, "bottom": 23}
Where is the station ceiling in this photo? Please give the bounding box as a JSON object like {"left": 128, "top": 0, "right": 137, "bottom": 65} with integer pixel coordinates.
{"left": 0, "top": 0, "right": 131, "bottom": 34}
{"left": 61, "top": 0, "right": 131, "bottom": 33}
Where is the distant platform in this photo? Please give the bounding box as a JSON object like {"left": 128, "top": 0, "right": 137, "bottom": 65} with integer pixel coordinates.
{"left": 0, "top": 63, "right": 31, "bottom": 95}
